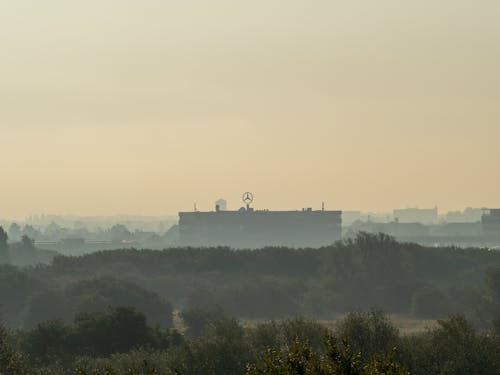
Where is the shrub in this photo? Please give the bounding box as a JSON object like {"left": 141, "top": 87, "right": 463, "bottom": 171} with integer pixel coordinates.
{"left": 0, "top": 323, "right": 29, "bottom": 375}
{"left": 335, "top": 309, "right": 400, "bottom": 361}
{"left": 247, "top": 332, "right": 407, "bottom": 375}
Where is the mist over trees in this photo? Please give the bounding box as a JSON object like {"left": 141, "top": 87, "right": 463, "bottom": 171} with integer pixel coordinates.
{"left": 0, "top": 227, "right": 9, "bottom": 264}
{"left": 0, "top": 227, "right": 55, "bottom": 267}
{"left": 0, "top": 232, "right": 498, "bottom": 330}
{"left": 0, "top": 219, "right": 178, "bottom": 262}
{"left": 0, "top": 231, "right": 499, "bottom": 373}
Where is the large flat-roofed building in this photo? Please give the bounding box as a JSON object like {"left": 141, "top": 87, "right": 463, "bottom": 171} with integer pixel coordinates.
{"left": 393, "top": 207, "right": 438, "bottom": 224}
{"left": 179, "top": 206, "right": 342, "bottom": 248}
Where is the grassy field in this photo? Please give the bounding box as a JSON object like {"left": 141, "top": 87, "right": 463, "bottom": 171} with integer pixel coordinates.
{"left": 317, "top": 315, "right": 437, "bottom": 335}
{"left": 172, "top": 311, "right": 438, "bottom": 336}
{"left": 388, "top": 315, "right": 438, "bottom": 334}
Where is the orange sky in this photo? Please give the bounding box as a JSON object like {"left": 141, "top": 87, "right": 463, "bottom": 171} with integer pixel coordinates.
{"left": 1, "top": 1, "right": 499, "bottom": 219}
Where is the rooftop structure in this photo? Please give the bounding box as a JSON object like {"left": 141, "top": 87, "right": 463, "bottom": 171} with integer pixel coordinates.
{"left": 215, "top": 198, "right": 227, "bottom": 211}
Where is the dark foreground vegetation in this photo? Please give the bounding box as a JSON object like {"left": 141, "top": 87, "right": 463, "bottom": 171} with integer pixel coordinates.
{"left": 1, "top": 232, "right": 499, "bottom": 329}
{"left": 1, "top": 232, "right": 499, "bottom": 373}
{"left": 1, "top": 308, "right": 499, "bottom": 374}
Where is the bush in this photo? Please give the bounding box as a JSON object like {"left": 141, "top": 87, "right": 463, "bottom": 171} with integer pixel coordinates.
{"left": 247, "top": 332, "right": 407, "bottom": 375}
{"left": 23, "top": 278, "right": 173, "bottom": 329}
{"left": 180, "top": 307, "right": 226, "bottom": 339}
{"left": 169, "top": 317, "right": 250, "bottom": 375}
{"left": 398, "top": 315, "right": 500, "bottom": 375}
{"left": 20, "top": 320, "right": 72, "bottom": 366}
{"left": 335, "top": 309, "right": 400, "bottom": 361}
{"left": 247, "top": 318, "right": 327, "bottom": 359}
{"left": 0, "top": 323, "right": 29, "bottom": 374}
{"left": 21, "top": 307, "right": 181, "bottom": 365}
{"left": 73, "top": 350, "right": 175, "bottom": 375}
{"left": 73, "top": 307, "right": 156, "bottom": 357}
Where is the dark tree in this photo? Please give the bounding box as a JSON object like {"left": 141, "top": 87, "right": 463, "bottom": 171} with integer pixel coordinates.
{"left": 73, "top": 307, "right": 152, "bottom": 357}
{"left": 8, "top": 223, "right": 21, "bottom": 242}
{"left": 486, "top": 267, "right": 500, "bottom": 300}
{"left": 0, "top": 227, "right": 9, "bottom": 264}
{"left": 247, "top": 333, "right": 406, "bottom": 375}
{"left": 21, "top": 235, "right": 35, "bottom": 252}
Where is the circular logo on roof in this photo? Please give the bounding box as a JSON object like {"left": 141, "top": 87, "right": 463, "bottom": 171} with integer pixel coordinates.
{"left": 242, "top": 192, "right": 254, "bottom": 204}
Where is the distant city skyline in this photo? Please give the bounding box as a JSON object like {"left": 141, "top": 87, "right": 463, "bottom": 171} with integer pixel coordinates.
{"left": 0, "top": 204, "right": 490, "bottom": 223}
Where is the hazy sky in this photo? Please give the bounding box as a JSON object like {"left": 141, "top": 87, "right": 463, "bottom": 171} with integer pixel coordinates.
{"left": 1, "top": 0, "right": 499, "bottom": 219}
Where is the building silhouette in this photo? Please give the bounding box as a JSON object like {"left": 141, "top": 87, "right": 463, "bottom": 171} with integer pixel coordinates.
{"left": 393, "top": 207, "right": 438, "bottom": 224}
{"left": 482, "top": 209, "right": 500, "bottom": 233}
{"left": 179, "top": 204, "right": 342, "bottom": 248}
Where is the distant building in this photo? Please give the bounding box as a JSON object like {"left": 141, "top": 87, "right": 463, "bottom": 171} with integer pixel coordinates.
{"left": 346, "top": 221, "right": 429, "bottom": 239}
{"left": 482, "top": 209, "right": 500, "bottom": 233}
{"left": 393, "top": 207, "right": 438, "bottom": 224}
{"left": 445, "top": 207, "right": 482, "bottom": 223}
{"left": 430, "top": 222, "right": 482, "bottom": 238}
{"left": 342, "top": 211, "right": 362, "bottom": 226}
{"left": 179, "top": 205, "right": 342, "bottom": 248}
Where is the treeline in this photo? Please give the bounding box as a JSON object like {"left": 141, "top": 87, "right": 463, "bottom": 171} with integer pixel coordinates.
{"left": 0, "top": 222, "right": 177, "bottom": 257}
{"left": 1, "top": 232, "right": 499, "bottom": 329}
{"left": 0, "top": 272, "right": 173, "bottom": 329}
{"left": 0, "top": 227, "right": 56, "bottom": 267}
{"left": 1, "top": 308, "right": 499, "bottom": 374}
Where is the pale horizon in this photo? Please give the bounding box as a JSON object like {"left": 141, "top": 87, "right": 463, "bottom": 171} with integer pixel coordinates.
{"left": 2, "top": 0, "right": 499, "bottom": 219}
{"left": 0, "top": 203, "right": 489, "bottom": 223}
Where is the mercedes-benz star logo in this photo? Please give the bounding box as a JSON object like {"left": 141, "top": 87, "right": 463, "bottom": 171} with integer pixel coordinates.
{"left": 242, "top": 192, "right": 254, "bottom": 204}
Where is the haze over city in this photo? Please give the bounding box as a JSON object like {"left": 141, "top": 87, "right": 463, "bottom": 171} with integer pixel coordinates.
{"left": 2, "top": 0, "right": 499, "bottom": 218}
{"left": 2, "top": 2, "right": 500, "bottom": 375}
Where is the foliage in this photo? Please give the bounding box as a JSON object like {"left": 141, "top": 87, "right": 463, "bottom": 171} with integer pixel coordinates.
{"left": 20, "top": 320, "right": 71, "bottom": 366}
{"left": 485, "top": 266, "right": 500, "bottom": 300}
{"left": 246, "top": 333, "right": 407, "bottom": 375}
{"left": 0, "top": 227, "right": 10, "bottom": 265}
{"left": 2, "top": 233, "right": 499, "bottom": 330}
{"left": 180, "top": 307, "right": 226, "bottom": 339}
{"left": 166, "top": 316, "right": 250, "bottom": 375}
{"left": 0, "top": 265, "right": 45, "bottom": 328}
{"left": 335, "top": 309, "right": 400, "bottom": 361}
{"left": 73, "top": 351, "right": 174, "bottom": 375}
{"left": 22, "top": 278, "right": 173, "bottom": 329}
{"left": 246, "top": 318, "right": 327, "bottom": 361}
{"left": 0, "top": 323, "right": 29, "bottom": 375}
{"left": 398, "top": 315, "right": 500, "bottom": 374}
{"left": 7, "top": 309, "right": 500, "bottom": 375}
{"left": 21, "top": 307, "right": 181, "bottom": 366}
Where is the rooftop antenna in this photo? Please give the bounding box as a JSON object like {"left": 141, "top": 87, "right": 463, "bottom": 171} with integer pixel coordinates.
{"left": 194, "top": 202, "right": 197, "bottom": 212}
{"left": 322, "top": 201, "right": 325, "bottom": 211}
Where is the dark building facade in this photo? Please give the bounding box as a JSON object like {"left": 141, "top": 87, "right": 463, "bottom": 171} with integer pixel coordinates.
{"left": 179, "top": 207, "right": 342, "bottom": 248}
{"left": 482, "top": 209, "right": 500, "bottom": 233}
